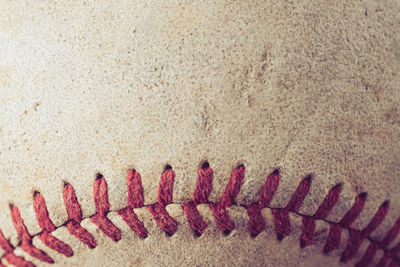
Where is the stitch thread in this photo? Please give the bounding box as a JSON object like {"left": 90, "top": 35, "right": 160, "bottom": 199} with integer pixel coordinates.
{"left": 90, "top": 174, "right": 122, "bottom": 241}
{"left": 247, "top": 169, "right": 280, "bottom": 237}
{"left": 0, "top": 229, "right": 34, "bottom": 267}
{"left": 33, "top": 192, "right": 74, "bottom": 257}
{"left": 63, "top": 182, "right": 97, "bottom": 248}
{"left": 323, "top": 192, "right": 367, "bottom": 254}
{"left": 1, "top": 163, "right": 399, "bottom": 266}
{"left": 300, "top": 183, "right": 342, "bottom": 247}
{"left": 271, "top": 175, "right": 312, "bottom": 241}
{"left": 148, "top": 166, "right": 178, "bottom": 236}
{"left": 9, "top": 204, "right": 54, "bottom": 264}
{"left": 116, "top": 169, "right": 148, "bottom": 238}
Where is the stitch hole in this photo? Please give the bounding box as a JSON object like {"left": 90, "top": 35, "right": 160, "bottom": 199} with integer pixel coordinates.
{"left": 200, "top": 160, "right": 210, "bottom": 169}
{"left": 250, "top": 231, "right": 260, "bottom": 238}
{"left": 333, "top": 182, "right": 343, "bottom": 190}
{"left": 33, "top": 191, "right": 40, "bottom": 198}
{"left": 164, "top": 164, "right": 172, "bottom": 171}
{"left": 303, "top": 174, "right": 313, "bottom": 183}
{"left": 193, "top": 230, "right": 202, "bottom": 238}
{"left": 300, "top": 238, "right": 306, "bottom": 248}
{"left": 277, "top": 233, "right": 284, "bottom": 241}
{"left": 223, "top": 229, "right": 232, "bottom": 236}
{"left": 236, "top": 164, "right": 245, "bottom": 169}
{"left": 272, "top": 168, "right": 280, "bottom": 175}
{"left": 165, "top": 231, "right": 175, "bottom": 237}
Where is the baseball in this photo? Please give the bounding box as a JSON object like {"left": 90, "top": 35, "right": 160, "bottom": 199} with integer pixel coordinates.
{"left": 0, "top": 1, "right": 399, "bottom": 266}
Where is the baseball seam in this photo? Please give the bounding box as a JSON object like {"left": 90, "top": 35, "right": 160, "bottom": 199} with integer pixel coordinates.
{"left": 0, "top": 162, "right": 399, "bottom": 267}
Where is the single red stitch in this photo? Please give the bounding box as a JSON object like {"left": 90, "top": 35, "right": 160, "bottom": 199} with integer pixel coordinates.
{"left": 300, "top": 183, "right": 342, "bottom": 247}
{"left": 247, "top": 203, "right": 265, "bottom": 237}
{"left": 182, "top": 202, "right": 208, "bottom": 236}
{"left": 340, "top": 192, "right": 367, "bottom": 228}
{"left": 63, "top": 183, "right": 97, "bottom": 248}
{"left": 272, "top": 175, "right": 312, "bottom": 241}
{"left": 157, "top": 165, "right": 175, "bottom": 207}
{"left": 323, "top": 223, "right": 342, "bottom": 253}
{"left": 259, "top": 169, "right": 280, "bottom": 208}
{"left": 148, "top": 203, "right": 178, "bottom": 236}
{"left": 300, "top": 217, "right": 316, "bottom": 247}
{"left": 0, "top": 229, "right": 34, "bottom": 267}
{"left": 66, "top": 221, "right": 97, "bottom": 248}
{"left": 271, "top": 209, "right": 291, "bottom": 241}
{"left": 2, "top": 254, "right": 34, "bottom": 267}
{"left": 286, "top": 175, "right": 312, "bottom": 212}
{"left": 9, "top": 204, "right": 54, "bottom": 263}
{"left": 126, "top": 169, "right": 144, "bottom": 208}
{"left": 193, "top": 161, "right": 213, "bottom": 204}
{"left": 37, "top": 232, "right": 73, "bottom": 257}
{"left": 209, "top": 203, "right": 235, "bottom": 235}
{"left": 33, "top": 192, "right": 57, "bottom": 232}
{"left": 63, "top": 182, "right": 83, "bottom": 222}
{"left": 117, "top": 207, "right": 148, "bottom": 238}
{"left": 90, "top": 174, "right": 122, "bottom": 241}
{"left": 93, "top": 174, "right": 110, "bottom": 216}
{"left": 220, "top": 165, "right": 245, "bottom": 208}
{"left": 33, "top": 192, "right": 73, "bottom": 257}
{"left": 314, "top": 183, "right": 342, "bottom": 219}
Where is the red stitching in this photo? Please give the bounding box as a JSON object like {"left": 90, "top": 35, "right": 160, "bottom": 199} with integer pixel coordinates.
{"left": 300, "top": 183, "right": 342, "bottom": 247}
{"left": 33, "top": 192, "right": 74, "bottom": 258}
{"left": 0, "top": 163, "right": 399, "bottom": 267}
{"left": 247, "top": 169, "right": 280, "bottom": 237}
{"left": 323, "top": 192, "right": 367, "bottom": 254}
{"left": 157, "top": 165, "right": 175, "bottom": 206}
{"left": 0, "top": 229, "right": 34, "bottom": 267}
{"left": 271, "top": 175, "right": 312, "bottom": 241}
{"left": 63, "top": 182, "right": 97, "bottom": 248}
{"left": 220, "top": 165, "right": 245, "bottom": 208}
{"left": 116, "top": 169, "right": 148, "bottom": 238}
{"left": 182, "top": 161, "right": 213, "bottom": 236}
{"left": 90, "top": 174, "right": 122, "bottom": 241}
{"left": 148, "top": 166, "right": 178, "bottom": 236}
{"left": 193, "top": 161, "right": 213, "bottom": 205}
{"left": 9, "top": 204, "right": 54, "bottom": 264}
{"left": 182, "top": 202, "right": 208, "bottom": 237}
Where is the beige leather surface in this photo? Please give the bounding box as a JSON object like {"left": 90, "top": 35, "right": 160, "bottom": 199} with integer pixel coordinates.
{"left": 0, "top": 1, "right": 399, "bottom": 266}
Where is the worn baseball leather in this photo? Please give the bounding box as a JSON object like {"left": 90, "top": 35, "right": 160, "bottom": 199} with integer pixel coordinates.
{"left": 0, "top": 1, "right": 399, "bottom": 266}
